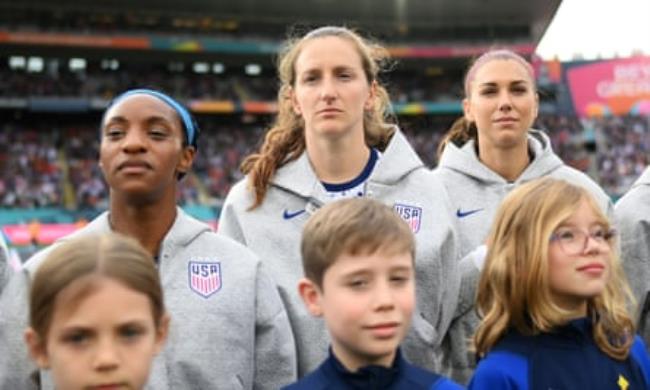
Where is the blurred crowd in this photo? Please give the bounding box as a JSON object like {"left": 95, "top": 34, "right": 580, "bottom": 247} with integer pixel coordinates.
{"left": 1, "top": 112, "right": 648, "bottom": 211}
{"left": 0, "top": 65, "right": 464, "bottom": 104}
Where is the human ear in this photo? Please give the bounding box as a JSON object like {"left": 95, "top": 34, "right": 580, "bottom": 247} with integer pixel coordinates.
{"left": 298, "top": 278, "right": 323, "bottom": 317}
{"left": 153, "top": 313, "right": 170, "bottom": 355}
{"left": 363, "top": 80, "right": 377, "bottom": 111}
{"left": 289, "top": 86, "right": 302, "bottom": 116}
{"left": 176, "top": 146, "right": 196, "bottom": 176}
{"left": 462, "top": 98, "right": 474, "bottom": 123}
{"left": 24, "top": 328, "right": 50, "bottom": 369}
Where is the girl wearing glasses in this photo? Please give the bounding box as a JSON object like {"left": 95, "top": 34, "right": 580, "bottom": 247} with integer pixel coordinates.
{"left": 469, "top": 177, "right": 650, "bottom": 390}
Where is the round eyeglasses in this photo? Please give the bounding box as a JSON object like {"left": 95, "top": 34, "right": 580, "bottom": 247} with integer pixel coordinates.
{"left": 549, "top": 226, "right": 616, "bottom": 255}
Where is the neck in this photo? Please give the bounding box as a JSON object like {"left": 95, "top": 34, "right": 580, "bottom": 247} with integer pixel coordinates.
{"left": 332, "top": 344, "right": 395, "bottom": 372}
{"left": 478, "top": 140, "right": 530, "bottom": 182}
{"left": 306, "top": 130, "right": 370, "bottom": 184}
{"left": 108, "top": 192, "right": 178, "bottom": 257}
{"left": 554, "top": 296, "right": 589, "bottom": 320}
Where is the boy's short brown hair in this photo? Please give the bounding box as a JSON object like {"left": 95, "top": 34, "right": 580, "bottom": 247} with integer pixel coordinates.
{"left": 301, "top": 198, "right": 415, "bottom": 288}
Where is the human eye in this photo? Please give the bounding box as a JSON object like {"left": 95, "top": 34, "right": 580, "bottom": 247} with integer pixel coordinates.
{"left": 554, "top": 228, "right": 577, "bottom": 242}
{"left": 61, "top": 329, "right": 91, "bottom": 346}
{"left": 479, "top": 87, "right": 497, "bottom": 96}
{"left": 301, "top": 72, "right": 319, "bottom": 84}
{"left": 510, "top": 84, "right": 529, "bottom": 94}
{"left": 337, "top": 69, "right": 354, "bottom": 81}
{"left": 390, "top": 273, "right": 411, "bottom": 286}
{"left": 148, "top": 126, "right": 169, "bottom": 140}
{"left": 591, "top": 226, "right": 614, "bottom": 242}
{"left": 347, "top": 277, "right": 369, "bottom": 290}
{"left": 104, "top": 126, "right": 125, "bottom": 139}
{"left": 119, "top": 324, "right": 146, "bottom": 342}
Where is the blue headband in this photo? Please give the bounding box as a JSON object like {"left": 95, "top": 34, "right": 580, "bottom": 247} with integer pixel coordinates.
{"left": 105, "top": 88, "right": 198, "bottom": 148}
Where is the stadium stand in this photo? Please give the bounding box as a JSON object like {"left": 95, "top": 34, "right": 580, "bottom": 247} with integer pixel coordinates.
{"left": 2, "top": 0, "right": 648, "bottom": 258}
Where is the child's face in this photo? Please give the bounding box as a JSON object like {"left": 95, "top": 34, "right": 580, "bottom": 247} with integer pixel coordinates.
{"left": 302, "top": 250, "right": 414, "bottom": 371}
{"left": 28, "top": 277, "right": 167, "bottom": 390}
{"left": 547, "top": 199, "right": 612, "bottom": 315}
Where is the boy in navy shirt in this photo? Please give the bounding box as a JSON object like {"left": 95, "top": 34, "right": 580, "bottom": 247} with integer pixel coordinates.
{"left": 284, "top": 198, "right": 461, "bottom": 390}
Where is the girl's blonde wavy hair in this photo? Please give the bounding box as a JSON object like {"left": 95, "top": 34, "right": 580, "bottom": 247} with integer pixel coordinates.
{"left": 241, "top": 26, "right": 396, "bottom": 209}
{"left": 474, "top": 177, "right": 635, "bottom": 360}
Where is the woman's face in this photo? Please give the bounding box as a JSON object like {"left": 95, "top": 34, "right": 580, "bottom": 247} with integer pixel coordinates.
{"left": 99, "top": 94, "right": 194, "bottom": 202}
{"left": 463, "top": 59, "right": 538, "bottom": 151}
{"left": 291, "top": 36, "right": 375, "bottom": 143}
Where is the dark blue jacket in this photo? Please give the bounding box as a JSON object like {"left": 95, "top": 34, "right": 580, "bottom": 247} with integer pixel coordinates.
{"left": 468, "top": 318, "right": 650, "bottom": 390}
{"left": 283, "top": 349, "right": 463, "bottom": 390}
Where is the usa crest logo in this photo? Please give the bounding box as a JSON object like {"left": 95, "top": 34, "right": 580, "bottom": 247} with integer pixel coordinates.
{"left": 393, "top": 203, "right": 422, "bottom": 233}
{"left": 188, "top": 261, "right": 222, "bottom": 298}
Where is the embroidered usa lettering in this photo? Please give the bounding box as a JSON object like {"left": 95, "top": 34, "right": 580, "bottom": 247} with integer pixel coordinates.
{"left": 188, "top": 261, "right": 222, "bottom": 298}
{"left": 393, "top": 203, "right": 422, "bottom": 233}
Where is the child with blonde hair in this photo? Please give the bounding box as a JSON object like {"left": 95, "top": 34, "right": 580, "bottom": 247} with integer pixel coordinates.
{"left": 469, "top": 177, "right": 650, "bottom": 389}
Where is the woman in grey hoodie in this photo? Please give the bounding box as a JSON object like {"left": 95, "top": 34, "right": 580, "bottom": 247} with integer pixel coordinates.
{"left": 616, "top": 166, "right": 650, "bottom": 346}
{"left": 432, "top": 49, "right": 612, "bottom": 384}
{"left": 0, "top": 89, "right": 296, "bottom": 389}
{"left": 219, "top": 26, "right": 461, "bottom": 377}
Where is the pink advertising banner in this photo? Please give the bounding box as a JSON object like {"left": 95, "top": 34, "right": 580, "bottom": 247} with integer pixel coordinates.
{"left": 566, "top": 56, "right": 650, "bottom": 117}
{"left": 2, "top": 223, "right": 81, "bottom": 246}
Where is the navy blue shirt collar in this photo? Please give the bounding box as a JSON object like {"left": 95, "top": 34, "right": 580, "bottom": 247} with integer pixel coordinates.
{"left": 321, "top": 148, "right": 378, "bottom": 192}
{"left": 324, "top": 347, "right": 402, "bottom": 389}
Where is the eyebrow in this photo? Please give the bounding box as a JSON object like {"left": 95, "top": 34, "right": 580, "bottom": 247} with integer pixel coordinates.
{"left": 341, "top": 264, "right": 413, "bottom": 277}
{"left": 103, "top": 115, "right": 174, "bottom": 127}
{"left": 300, "top": 64, "right": 356, "bottom": 75}
{"left": 61, "top": 317, "right": 151, "bottom": 331}
{"left": 479, "top": 79, "right": 528, "bottom": 87}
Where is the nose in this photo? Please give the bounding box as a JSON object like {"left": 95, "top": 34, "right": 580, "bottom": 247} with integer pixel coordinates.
{"left": 122, "top": 128, "right": 147, "bottom": 153}
{"left": 93, "top": 338, "right": 120, "bottom": 372}
{"left": 320, "top": 76, "right": 337, "bottom": 103}
{"left": 582, "top": 233, "right": 607, "bottom": 254}
{"left": 373, "top": 281, "right": 395, "bottom": 312}
{"left": 498, "top": 91, "right": 513, "bottom": 112}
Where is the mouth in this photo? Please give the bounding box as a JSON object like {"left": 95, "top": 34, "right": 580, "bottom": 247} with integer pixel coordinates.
{"left": 576, "top": 263, "right": 605, "bottom": 275}
{"left": 117, "top": 160, "right": 152, "bottom": 172}
{"left": 87, "top": 383, "right": 128, "bottom": 390}
{"left": 317, "top": 108, "right": 343, "bottom": 115}
{"left": 493, "top": 117, "right": 518, "bottom": 123}
{"left": 365, "top": 322, "right": 400, "bottom": 338}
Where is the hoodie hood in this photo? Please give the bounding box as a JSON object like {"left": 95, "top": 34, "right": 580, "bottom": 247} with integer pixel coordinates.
{"left": 271, "top": 126, "right": 423, "bottom": 197}
{"left": 631, "top": 166, "right": 650, "bottom": 188}
{"left": 66, "top": 207, "right": 209, "bottom": 249}
{"left": 438, "top": 129, "right": 564, "bottom": 184}
{"left": 24, "top": 207, "right": 210, "bottom": 274}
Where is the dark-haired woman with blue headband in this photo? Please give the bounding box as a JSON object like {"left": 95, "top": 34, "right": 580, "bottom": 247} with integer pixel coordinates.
{"left": 0, "top": 89, "right": 297, "bottom": 389}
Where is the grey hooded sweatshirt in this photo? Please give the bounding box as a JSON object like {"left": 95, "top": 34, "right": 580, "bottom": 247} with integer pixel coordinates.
{"left": 0, "top": 234, "right": 8, "bottom": 296}
{"left": 432, "top": 129, "right": 612, "bottom": 384}
{"left": 0, "top": 208, "right": 296, "bottom": 389}
{"left": 616, "top": 166, "right": 650, "bottom": 344}
{"left": 219, "top": 127, "right": 461, "bottom": 376}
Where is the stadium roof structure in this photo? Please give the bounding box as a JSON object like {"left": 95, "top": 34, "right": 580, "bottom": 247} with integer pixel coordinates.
{"left": 3, "top": 0, "right": 560, "bottom": 44}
